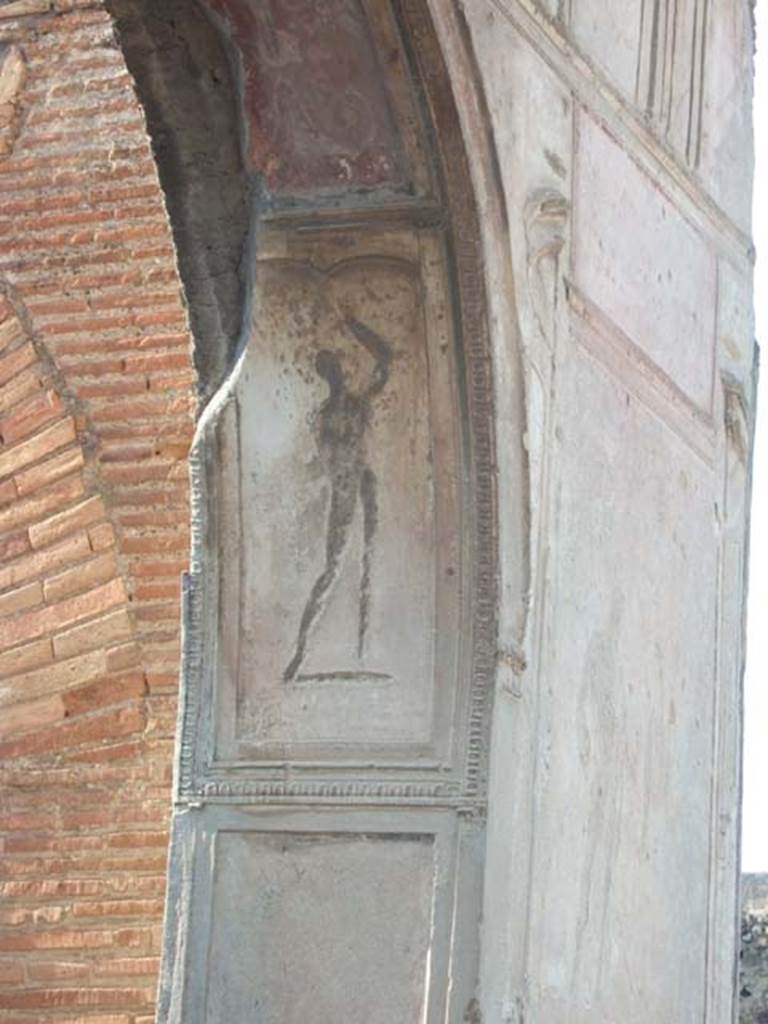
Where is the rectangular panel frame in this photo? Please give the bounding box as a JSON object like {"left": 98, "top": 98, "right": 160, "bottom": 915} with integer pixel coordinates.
{"left": 161, "top": 805, "right": 483, "bottom": 1024}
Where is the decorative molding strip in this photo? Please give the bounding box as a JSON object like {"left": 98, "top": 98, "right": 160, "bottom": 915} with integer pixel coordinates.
{"left": 686, "top": 0, "right": 709, "bottom": 169}
{"left": 179, "top": 779, "right": 474, "bottom": 806}
{"left": 568, "top": 283, "right": 717, "bottom": 466}
{"left": 638, "top": 0, "right": 676, "bottom": 129}
{"left": 487, "top": 0, "right": 751, "bottom": 268}
{"left": 636, "top": 0, "right": 710, "bottom": 167}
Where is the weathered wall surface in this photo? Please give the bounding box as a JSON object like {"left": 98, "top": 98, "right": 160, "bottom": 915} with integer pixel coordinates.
{"left": 0, "top": 3, "right": 193, "bottom": 1020}
{"left": 456, "top": 1, "right": 755, "bottom": 1021}
{"left": 0, "top": 0, "right": 755, "bottom": 1022}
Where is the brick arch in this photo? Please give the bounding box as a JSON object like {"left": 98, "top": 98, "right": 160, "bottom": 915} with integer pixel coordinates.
{"left": 0, "top": 2, "right": 195, "bottom": 1019}
{"left": 0, "top": 287, "right": 137, "bottom": 749}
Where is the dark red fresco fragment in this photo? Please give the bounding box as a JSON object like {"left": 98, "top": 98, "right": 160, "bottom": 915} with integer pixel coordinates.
{"left": 205, "top": 0, "right": 409, "bottom": 194}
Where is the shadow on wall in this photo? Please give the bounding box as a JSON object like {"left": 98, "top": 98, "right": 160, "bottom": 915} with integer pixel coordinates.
{"left": 104, "top": 0, "right": 253, "bottom": 397}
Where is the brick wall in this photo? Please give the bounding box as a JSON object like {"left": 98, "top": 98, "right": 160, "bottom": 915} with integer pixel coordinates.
{"left": 0, "top": 3, "right": 194, "bottom": 1020}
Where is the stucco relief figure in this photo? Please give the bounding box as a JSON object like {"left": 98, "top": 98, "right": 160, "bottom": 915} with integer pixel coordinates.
{"left": 283, "top": 316, "right": 393, "bottom": 682}
{"left": 233, "top": 250, "right": 448, "bottom": 751}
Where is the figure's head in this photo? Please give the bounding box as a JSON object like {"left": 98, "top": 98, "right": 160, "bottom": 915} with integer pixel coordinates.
{"left": 315, "top": 349, "right": 343, "bottom": 391}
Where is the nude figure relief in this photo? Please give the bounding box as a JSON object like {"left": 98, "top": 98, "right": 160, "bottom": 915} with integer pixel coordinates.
{"left": 283, "top": 315, "right": 393, "bottom": 683}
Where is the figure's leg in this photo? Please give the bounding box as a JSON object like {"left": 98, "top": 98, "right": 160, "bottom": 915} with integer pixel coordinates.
{"left": 358, "top": 466, "right": 378, "bottom": 659}
{"left": 283, "top": 478, "right": 357, "bottom": 682}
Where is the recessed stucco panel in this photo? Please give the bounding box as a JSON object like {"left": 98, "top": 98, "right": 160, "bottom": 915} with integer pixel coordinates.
{"left": 698, "top": 0, "right": 754, "bottom": 233}
{"left": 570, "top": 0, "right": 643, "bottom": 101}
{"left": 574, "top": 112, "right": 716, "bottom": 410}
{"left": 212, "top": 226, "right": 466, "bottom": 764}
{"left": 206, "top": 831, "right": 435, "bottom": 1023}
{"left": 526, "top": 339, "right": 716, "bottom": 1021}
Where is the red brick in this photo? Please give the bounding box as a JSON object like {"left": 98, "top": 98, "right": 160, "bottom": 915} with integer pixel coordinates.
{"left": 99, "top": 439, "right": 155, "bottom": 463}
{"left": 0, "top": 342, "right": 36, "bottom": 388}
{"left": 61, "top": 672, "right": 146, "bottom": 717}
{"left": 0, "top": 529, "right": 29, "bottom": 563}
{"left": 87, "top": 396, "right": 190, "bottom": 423}
{"left": 145, "top": 672, "right": 177, "bottom": 693}
{"left": 0, "top": 924, "right": 147, "bottom": 953}
{"left": 78, "top": 377, "right": 149, "bottom": 399}
{"left": 44, "top": 327, "right": 186, "bottom": 359}
{"left": 0, "top": 316, "right": 22, "bottom": 353}
{"left": 0, "top": 416, "right": 77, "bottom": 480}
{"left": 0, "top": 1016, "right": 132, "bottom": 1024}
{"left": 53, "top": 605, "right": 132, "bottom": 660}
{"left": 89, "top": 289, "right": 184, "bottom": 314}
{"left": 28, "top": 494, "right": 106, "bottom": 549}
{"left": 1, "top": 1017, "right": 131, "bottom": 1024}
{"left": 0, "top": 366, "right": 45, "bottom": 414}
{"left": 72, "top": 899, "right": 164, "bottom": 920}
{"left": 64, "top": 739, "right": 144, "bottom": 764}
{"left": 132, "top": 580, "right": 181, "bottom": 601}
{"left": 0, "top": 647, "right": 110, "bottom": 704}
{"left": 44, "top": 550, "right": 118, "bottom": 602}
{"left": 14, "top": 445, "right": 85, "bottom": 496}
{"left": 0, "top": 191, "right": 85, "bottom": 218}
{"left": 93, "top": 956, "right": 160, "bottom": 977}
{"left": 57, "top": 357, "right": 126, "bottom": 377}
{"left": 122, "top": 351, "right": 190, "bottom": 373}
{"left": 0, "top": 636, "right": 52, "bottom": 678}
{"left": 0, "top": 960, "right": 24, "bottom": 984}
{"left": 27, "top": 960, "right": 90, "bottom": 982}
{"left": 0, "top": 579, "right": 43, "bottom": 617}
{"left": 106, "top": 831, "right": 169, "bottom": 850}
{"left": 0, "top": 389, "right": 64, "bottom": 445}
{"left": 0, "top": 693, "right": 66, "bottom": 739}
{"left": 0, "top": 808, "right": 52, "bottom": 832}
{"left": 89, "top": 521, "right": 116, "bottom": 551}
{"left": 99, "top": 462, "right": 180, "bottom": 485}
{"left": 131, "top": 559, "right": 187, "bottom": 579}
{"left": 0, "top": 529, "right": 91, "bottom": 592}
{"left": 120, "top": 531, "right": 189, "bottom": 556}
{"left": 105, "top": 642, "right": 142, "bottom": 671}
{"left": 0, "top": 578, "right": 126, "bottom": 651}
{"left": 0, "top": 704, "right": 145, "bottom": 760}
{"left": 133, "top": 604, "right": 180, "bottom": 624}
{"left": 0, "top": 987, "right": 154, "bottom": 1010}
{"left": 0, "top": 472, "right": 84, "bottom": 537}
{"left": 0, "top": 476, "right": 16, "bottom": 504}
{"left": 4, "top": 833, "right": 107, "bottom": 854}
{"left": 0, "top": 879, "right": 102, "bottom": 900}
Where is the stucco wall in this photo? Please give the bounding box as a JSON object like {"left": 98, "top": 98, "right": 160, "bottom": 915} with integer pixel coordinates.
{"left": 0, "top": 0, "right": 756, "bottom": 1021}
{"left": 456, "top": 1, "right": 755, "bottom": 1020}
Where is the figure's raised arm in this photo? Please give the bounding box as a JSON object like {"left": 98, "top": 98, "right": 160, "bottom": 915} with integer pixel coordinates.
{"left": 346, "top": 317, "right": 393, "bottom": 396}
